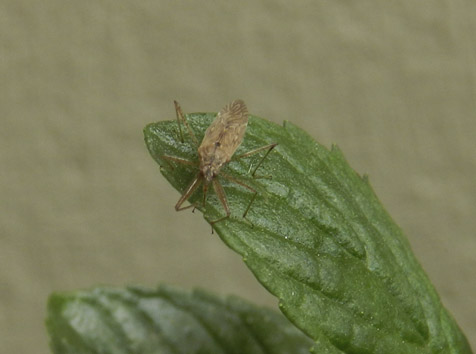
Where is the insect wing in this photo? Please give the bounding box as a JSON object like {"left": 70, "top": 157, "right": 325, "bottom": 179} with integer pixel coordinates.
{"left": 200, "top": 99, "right": 249, "bottom": 160}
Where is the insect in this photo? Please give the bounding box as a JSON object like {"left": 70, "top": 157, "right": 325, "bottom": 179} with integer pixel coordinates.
{"left": 161, "top": 99, "right": 277, "bottom": 226}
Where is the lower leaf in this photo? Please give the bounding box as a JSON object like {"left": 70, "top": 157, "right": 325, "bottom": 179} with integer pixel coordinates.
{"left": 46, "top": 285, "right": 314, "bottom": 354}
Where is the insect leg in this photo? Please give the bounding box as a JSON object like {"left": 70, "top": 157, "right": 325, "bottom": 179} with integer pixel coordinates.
{"left": 208, "top": 179, "right": 231, "bottom": 226}
{"left": 219, "top": 172, "right": 257, "bottom": 219}
{"left": 175, "top": 173, "right": 203, "bottom": 211}
{"left": 174, "top": 101, "right": 199, "bottom": 146}
{"left": 233, "top": 143, "right": 277, "bottom": 177}
{"left": 161, "top": 155, "right": 198, "bottom": 169}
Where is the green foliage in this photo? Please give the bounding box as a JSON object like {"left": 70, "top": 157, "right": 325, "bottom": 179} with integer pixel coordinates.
{"left": 143, "top": 113, "right": 471, "bottom": 353}
{"left": 46, "top": 111, "right": 471, "bottom": 354}
{"left": 46, "top": 285, "right": 313, "bottom": 354}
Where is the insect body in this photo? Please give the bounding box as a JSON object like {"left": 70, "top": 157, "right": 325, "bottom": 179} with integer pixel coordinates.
{"left": 198, "top": 100, "right": 248, "bottom": 183}
{"left": 161, "top": 100, "right": 277, "bottom": 226}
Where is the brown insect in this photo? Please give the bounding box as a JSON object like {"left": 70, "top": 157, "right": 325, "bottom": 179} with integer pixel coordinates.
{"left": 161, "top": 99, "right": 277, "bottom": 226}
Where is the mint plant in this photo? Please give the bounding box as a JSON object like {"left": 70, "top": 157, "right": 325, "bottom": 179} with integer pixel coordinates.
{"left": 46, "top": 111, "right": 472, "bottom": 353}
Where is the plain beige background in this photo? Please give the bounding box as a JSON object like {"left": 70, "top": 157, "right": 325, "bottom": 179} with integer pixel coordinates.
{"left": 1, "top": 1, "right": 475, "bottom": 353}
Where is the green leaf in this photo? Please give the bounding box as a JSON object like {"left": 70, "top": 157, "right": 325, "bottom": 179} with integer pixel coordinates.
{"left": 144, "top": 112, "right": 472, "bottom": 353}
{"left": 46, "top": 285, "right": 314, "bottom": 354}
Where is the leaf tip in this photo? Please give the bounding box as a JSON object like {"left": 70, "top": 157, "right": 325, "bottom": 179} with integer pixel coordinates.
{"left": 46, "top": 292, "right": 68, "bottom": 316}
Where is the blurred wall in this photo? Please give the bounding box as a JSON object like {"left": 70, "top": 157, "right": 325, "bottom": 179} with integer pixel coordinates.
{"left": 1, "top": 1, "right": 475, "bottom": 352}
